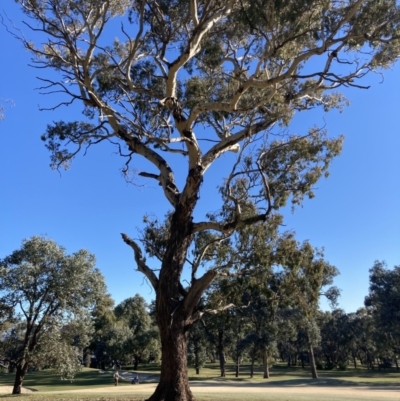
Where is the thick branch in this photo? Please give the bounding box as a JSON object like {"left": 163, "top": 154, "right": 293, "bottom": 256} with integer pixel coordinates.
{"left": 121, "top": 233, "right": 159, "bottom": 290}
{"left": 117, "top": 131, "right": 180, "bottom": 207}
{"left": 165, "top": 1, "right": 235, "bottom": 97}
{"left": 202, "top": 119, "right": 276, "bottom": 172}
{"left": 183, "top": 270, "right": 219, "bottom": 317}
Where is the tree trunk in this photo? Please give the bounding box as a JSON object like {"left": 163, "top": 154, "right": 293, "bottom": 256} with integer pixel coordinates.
{"left": 147, "top": 313, "right": 193, "bottom": 401}
{"left": 263, "top": 349, "right": 270, "bottom": 379}
{"left": 84, "top": 348, "right": 91, "bottom": 368}
{"left": 218, "top": 330, "right": 226, "bottom": 377}
{"left": 250, "top": 357, "right": 254, "bottom": 378}
{"left": 352, "top": 354, "right": 357, "bottom": 369}
{"left": 195, "top": 349, "right": 200, "bottom": 374}
{"left": 300, "top": 353, "right": 305, "bottom": 369}
{"left": 210, "top": 353, "right": 216, "bottom": 363}
{"left": 134, "top": 357, "right": 139, "bottom": 370}
{"left": 308, "top": 344, "right": 318, "bottom": 379}
{"left": 13, "top": 363, "right": 28, "bottom": 394}
{"left": 143, "top": 168, "right": 208, "bottom": 401}
{"left": 147, "top": 203, "right": 200, "bottom": 401}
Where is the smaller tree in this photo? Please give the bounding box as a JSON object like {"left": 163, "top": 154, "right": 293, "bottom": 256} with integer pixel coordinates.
{"left": 187, "top": 321, "right": 208, "bottom": 374}
{"left": 89, "top": 292, "right": 116, "bottom": 369}
{"left": 0, "top": 236, "right": 106, "bottom": 394}
{"left": 275, "top": 236, "right": 339, "bottom": 379}
{"left": 114, "top": 295, "right": 160, "bottom": 369}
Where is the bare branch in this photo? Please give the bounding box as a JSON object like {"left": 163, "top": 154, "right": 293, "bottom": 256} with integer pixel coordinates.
{"left": 117, "top": 130, "right": 180, "bottom": 207}
{"left": 121, "top": 233, "right": 159, "bottom": 290}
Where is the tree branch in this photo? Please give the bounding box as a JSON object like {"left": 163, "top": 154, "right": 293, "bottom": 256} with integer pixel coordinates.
{"left": 117, "top": 131, "right": 180, "bottom": 207}
{"left": 191, "top": 211, "right": 271, "bottom": 235}
{"left": 121, "top": 233, "right": 159, "bottom": 290}
{"left": 184, "top": 270, "right": 219, "bottom": 316}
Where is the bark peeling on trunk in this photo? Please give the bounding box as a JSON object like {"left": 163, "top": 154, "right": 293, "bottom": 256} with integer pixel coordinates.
{"left": 147, "top": 319, "right": 193, "bottom": 401}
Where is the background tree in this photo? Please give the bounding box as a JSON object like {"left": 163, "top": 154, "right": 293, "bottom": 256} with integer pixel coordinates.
{"left": 114, "top": 294, "right": 160, "bottom": 369}
{"left": 0, "top": 320, "right": 25, "bottom": 374}
{"left": 365, "top": 261, "right": 400, "bottom": 369}
{"left": 198, "top": 300, "right": 236, "bottom": 378}
{"left": 7, "top": 1, "right": 400, "bottom": 400}
{"left": 187, "top": 321, "right": 208, "bottom": 374}
{"left": 88, "top": 292, "right": 116, "bottom": 369}
{"left": 319, "top": 309, "right": 353, "bottom": 370}
{"left": 0, "top": 236, "right": 106, "bottom": 394}
{"left": 275, "top": 237, "right": 340, "bottom": 378}
{"left": 103, "top": 323, "right": 134, "bottom": 365}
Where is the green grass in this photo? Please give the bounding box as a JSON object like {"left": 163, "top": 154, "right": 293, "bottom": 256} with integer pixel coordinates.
{"left": 0, "top": 362, "right": 399, "bottom": 401}
{"left": 0, "top": 368, "right": 136, "bottom": 392}
{"left": 186, "top": 361, "right": 400, "bottom": 386}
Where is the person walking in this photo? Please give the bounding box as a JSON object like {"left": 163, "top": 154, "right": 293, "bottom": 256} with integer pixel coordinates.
{"left": 113, "top": 371, "right": 120, "bottom": 386}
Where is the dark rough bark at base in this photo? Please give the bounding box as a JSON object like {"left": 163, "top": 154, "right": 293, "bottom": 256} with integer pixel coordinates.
{"left": 148, "top": 381, "right": 194, "bottom": 401}
{"left": 144, "top": 291, "right": 196, "bottom": 401}
{"left": 148, "top": 293, "right": 195, "bottom": 401}
{"left": 13, "top": 364, "right": 28, "bottom": 394}
{"left": 147, "top": 325, "right": 195, "bottom": 401}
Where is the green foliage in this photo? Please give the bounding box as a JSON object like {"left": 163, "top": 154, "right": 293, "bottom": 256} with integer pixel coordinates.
{"left": 365, "top": 261, "right": 400, "bottom": 359}
{"left": 0, "top": 236, "right": 107, "bottom": 384}
{"left": 187, "top": 321, "right": 209, "bottom": 373}
{"left": 112, "top": 295, "right": 160, "bottom": 366}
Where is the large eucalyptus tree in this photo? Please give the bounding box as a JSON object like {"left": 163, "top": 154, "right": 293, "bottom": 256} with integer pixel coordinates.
{"left": 7, "top": 0, "right": 400, "bottom": 400}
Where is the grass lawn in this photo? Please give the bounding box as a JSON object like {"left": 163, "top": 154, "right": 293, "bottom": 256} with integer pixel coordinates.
{"left": 0, "top": 363, "right": 399, "bottom": 401}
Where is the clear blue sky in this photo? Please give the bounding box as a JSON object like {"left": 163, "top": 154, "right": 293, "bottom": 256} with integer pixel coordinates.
{"left": 1, "top": 3, "right": 399, "bottom": 313}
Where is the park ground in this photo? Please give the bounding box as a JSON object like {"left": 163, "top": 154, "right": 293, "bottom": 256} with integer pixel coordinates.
{"left": 0, "top": 363, "right": 400, "bottom": 401}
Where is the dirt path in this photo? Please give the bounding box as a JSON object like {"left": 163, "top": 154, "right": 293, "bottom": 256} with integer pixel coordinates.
{"left": 0, "top": 386, "right": 31, "bottom": 393}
